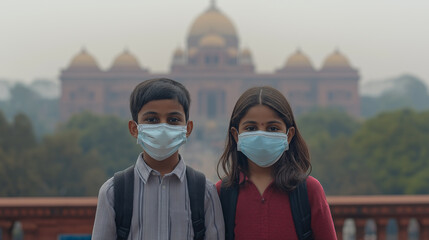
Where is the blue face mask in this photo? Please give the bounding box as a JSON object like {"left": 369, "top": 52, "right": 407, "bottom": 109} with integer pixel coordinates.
{"left": 136, "top": 123, "right": 188, "bottom": 161}
{"left": 237, "top": 130, "right": 289, "bottom": 167}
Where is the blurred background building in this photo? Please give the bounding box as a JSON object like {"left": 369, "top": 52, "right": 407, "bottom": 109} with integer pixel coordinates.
{"left": 59, "top": 1, "right": 360, "bottom": 123}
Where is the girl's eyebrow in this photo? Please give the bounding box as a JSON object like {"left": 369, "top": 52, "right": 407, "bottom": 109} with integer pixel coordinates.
{"left": 267, "top": 120, "right": 283, "bottom": 124}
{"left": 241, "top": 120, "right": 257, "bottom": 125}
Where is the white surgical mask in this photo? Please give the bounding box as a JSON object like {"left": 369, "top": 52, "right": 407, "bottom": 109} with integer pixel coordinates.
{"left": 136, "top": 123, "right": 187, "bottom": 161}
{"left": 237, "top": 130, "right": 289, "bottom": 167}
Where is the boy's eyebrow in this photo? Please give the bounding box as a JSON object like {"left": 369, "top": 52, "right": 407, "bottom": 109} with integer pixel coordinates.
{"left": 142, "top": 111, "right": 158, "bottom": 116}
{"left": 167, "top": 112, "right": 185, "bottom": 117}
{"left": 241, "top": 120, "right": 283, "bottom": 125}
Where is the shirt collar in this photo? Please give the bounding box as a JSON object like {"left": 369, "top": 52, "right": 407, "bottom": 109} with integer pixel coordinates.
{"left": 135, "top": 153, "right": 186, "bottom": 183}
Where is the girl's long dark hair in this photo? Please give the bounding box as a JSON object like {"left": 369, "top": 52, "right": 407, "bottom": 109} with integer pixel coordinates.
{"left": 217, "top": 86, "right": 311, "bottom": 192}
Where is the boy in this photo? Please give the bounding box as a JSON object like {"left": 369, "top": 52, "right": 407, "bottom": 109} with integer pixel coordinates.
{"left": 92, "top": 78, "right": 225, "bottom": 240}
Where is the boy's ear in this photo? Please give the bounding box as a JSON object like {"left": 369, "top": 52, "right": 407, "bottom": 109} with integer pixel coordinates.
{"left": 230, "top": 127, "right": 238, "bottom": 143}
{"left": 186, "top": 120, "right": 193, "bottom": 137}
{"left": 128, "top": 120, "right": 138, "bottom": 138}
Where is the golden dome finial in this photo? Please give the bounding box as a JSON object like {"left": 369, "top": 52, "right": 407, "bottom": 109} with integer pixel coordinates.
{"left": 335, "top": 46, "right": 340, "bottom": 54}
{"left": 210, "top": 0, "right": 217, "bottom": 10}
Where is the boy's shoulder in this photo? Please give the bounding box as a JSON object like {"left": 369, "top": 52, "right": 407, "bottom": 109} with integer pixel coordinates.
{"left": 97, "top": 177, "right": 115, "bottom": 206}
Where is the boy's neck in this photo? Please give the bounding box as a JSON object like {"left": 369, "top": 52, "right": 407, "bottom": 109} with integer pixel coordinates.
{"left": 143, "top": 152, "right": 180, "bottom": 176}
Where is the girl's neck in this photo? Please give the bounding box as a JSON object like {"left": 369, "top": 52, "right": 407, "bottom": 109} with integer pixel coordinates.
{"left": 247, "top": 160, "right": 273, "bottom": 195}
{"left": 143, "top": 152, "right": 180, "bottom": 176}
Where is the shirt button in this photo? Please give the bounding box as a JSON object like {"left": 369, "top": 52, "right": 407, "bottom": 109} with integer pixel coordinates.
{"left": 162, "top": 185, "right": 166, "bottom": 189}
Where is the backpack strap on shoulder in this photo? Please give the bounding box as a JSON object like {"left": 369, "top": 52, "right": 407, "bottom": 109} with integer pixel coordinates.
{"left": 219, "top": 178, "right": 239, "bottom": 240}
{"left": 289, "top": 179, "right": 314, "bottom": 240}
{"left": 114, "top": 165, "right": 135, "bottom": 240}
{"left": 186, "top": 166, "right": 206, "bottom": 240}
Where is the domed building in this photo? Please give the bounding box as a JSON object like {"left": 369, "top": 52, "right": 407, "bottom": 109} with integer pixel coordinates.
{"left": 60, "top": 1, "right": 360, "bottom": 122}
{"left": 67, "top": 48, "right": 100, "bottom": 71}
{"left": 109, "top": 49, "right": 144, "bottom": 72}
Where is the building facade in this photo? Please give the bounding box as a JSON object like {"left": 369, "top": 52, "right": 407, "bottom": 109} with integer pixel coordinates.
{"left": 60, "top": 2, "right": 360, "bottom": 122}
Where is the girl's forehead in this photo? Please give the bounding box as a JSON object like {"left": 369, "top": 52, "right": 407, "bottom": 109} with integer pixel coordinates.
{"left": 240, "top": 105, "right": 284, "bottom": 123}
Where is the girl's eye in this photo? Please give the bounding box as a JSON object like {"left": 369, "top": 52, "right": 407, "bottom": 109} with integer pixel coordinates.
{"left": 268, "top": 126, "right": 280, "bottom": 132}
{"left": 244, "top": 126, "right": 257, "bottom": 131}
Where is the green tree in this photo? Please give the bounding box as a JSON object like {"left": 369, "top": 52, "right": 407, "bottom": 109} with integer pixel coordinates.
{"left": 351, "top": 109, "right": 429, "bottom": 194}
{"left": 0, "top": 110, "right": 107, "bottom": 196}
{"left": 28, "top": 131, "right": 106, "bottom": 196}
{"left": 0, "top": 83, "right": 59, "bottom": 138}
{"left": 298, "top": 109, "right": 378, "bottom": 195}
{"left": 0, "top": 111, "right": 9, "bottom": 151}
{"left": 60, "top": 112, "right": 141, "bottom": 176}
{"left": 0, "top": 113, "right": 41, "bottom": 196}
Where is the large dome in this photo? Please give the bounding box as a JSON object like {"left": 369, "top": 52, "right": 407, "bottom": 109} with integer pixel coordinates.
{"left": 110, "top": 49, "right": 142, "bottom": 71}
{"left": 68, "top": 48, "right": 99, "bottom": 70}
{"left": 189, "top": 3, "right": 237, "bottom": 38}
{"left": 199, "top": 33, "right": 226, "bottom": 47}
{"left": 322, "top": 50, "right": 351, "bottom": 69}
{"left": 187, "top": 2, "right": 239, "bottom": 49}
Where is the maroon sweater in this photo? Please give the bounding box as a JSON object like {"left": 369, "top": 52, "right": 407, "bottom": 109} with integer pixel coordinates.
{"left": 216, "top": 176, "right": 337, "bottom": 240}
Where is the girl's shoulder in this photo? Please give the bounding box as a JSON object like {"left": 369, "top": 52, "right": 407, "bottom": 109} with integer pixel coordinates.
{"left": 306, "top": 175, "right": 328, "bottom": 202}
{"left": 306, "top": 175, "right": 322, "bottom": 187}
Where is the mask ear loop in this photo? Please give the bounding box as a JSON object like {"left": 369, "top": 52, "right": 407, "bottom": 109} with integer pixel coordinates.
{"left": 285, "top": 129, "right": 290, "bottom": 144}
{"left": 134, "top": 121, "right": 140, "bottom": 144}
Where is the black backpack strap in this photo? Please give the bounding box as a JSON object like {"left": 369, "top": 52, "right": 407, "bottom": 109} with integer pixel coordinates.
{"left": 289, "top": 179, "right": 314, "bottom": 240}
{"left": 113, "top": 165, "right": 135, "bottom": 240}
{"left": 186, "top": 166, "right": 206, "bottom": 240}
{"left": 219, "top": 178, "right": 239, "bottom": 240}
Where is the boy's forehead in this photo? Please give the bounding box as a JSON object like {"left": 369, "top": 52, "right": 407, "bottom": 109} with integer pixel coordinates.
{"left": 139, "top": 99, "right": 185, "bottom": 114}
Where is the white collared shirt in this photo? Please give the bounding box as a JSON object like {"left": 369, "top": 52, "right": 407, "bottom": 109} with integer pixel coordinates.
{"left": 92, "top": 153, "right": 225, "bottom": 240}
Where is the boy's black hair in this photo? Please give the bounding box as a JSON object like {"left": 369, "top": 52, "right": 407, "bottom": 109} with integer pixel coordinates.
{"left": 129, "top": 78, "right": 191, "bottom": 122}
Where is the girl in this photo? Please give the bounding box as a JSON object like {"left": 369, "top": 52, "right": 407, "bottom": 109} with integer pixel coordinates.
{"left": 216, "top": 86, "right": 336, "bottom": 240}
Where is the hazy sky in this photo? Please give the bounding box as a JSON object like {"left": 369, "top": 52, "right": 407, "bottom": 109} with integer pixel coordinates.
{"left": 1, "top": 0, "right": 429, "bottom": 86}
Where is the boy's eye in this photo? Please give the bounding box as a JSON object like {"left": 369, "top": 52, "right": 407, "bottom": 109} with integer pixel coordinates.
{"left": 168, "top": 117, "right": 181, "bottom": 124}
{"left": 144, "top": 117, "right": 158, "bottom": 123}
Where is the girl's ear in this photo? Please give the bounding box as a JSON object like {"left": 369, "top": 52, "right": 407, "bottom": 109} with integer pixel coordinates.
{"left": 231, "top": 127, "right": 239, "bottom": 143}
{"left": 186, "top": 120, "right": 194, "bottom": 137}
{"left": 287, "top": 126, "right": 295, "bottom": 143}
{"left": 129, "top": 120, "right": 138, "bottom": 138}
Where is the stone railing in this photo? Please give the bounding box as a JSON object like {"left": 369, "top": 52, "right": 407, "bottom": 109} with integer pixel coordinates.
{"left": 1, "top": 195, "right": 429, "bottom": 240}
{"left": 328, "top": 195, "right": 429, "bottom": 240}
{"left": 0, "top": 198, "right": 96, "bottom": 240}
